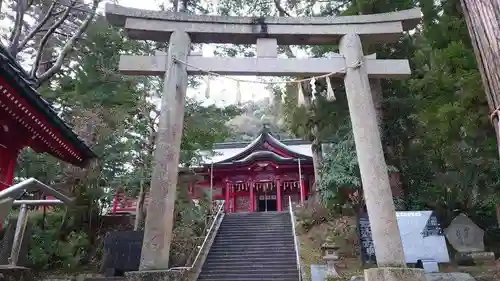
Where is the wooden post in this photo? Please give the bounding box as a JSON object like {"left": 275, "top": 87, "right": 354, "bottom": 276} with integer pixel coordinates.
{"left": 276, "top": 179, "right": 282, "bottom": 211}
{"left": 139, "top": 31, "right": 191, "bottom": 271}
{"left": 339, "top": 33, "right": 406, "bottom": 267}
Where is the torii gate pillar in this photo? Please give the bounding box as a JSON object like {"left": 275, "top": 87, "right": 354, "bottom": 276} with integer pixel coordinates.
{"left": 140, "top": 31, "right": 191, "bottom": 271}
{"left": 340, "top": 32, "right": 425, "bottom": 281}
{"left": 340, "top": 33, "right": 404, "bottom": 265}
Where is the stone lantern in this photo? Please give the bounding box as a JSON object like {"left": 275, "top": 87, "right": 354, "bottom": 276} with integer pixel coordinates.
{"left": 321, "top": 242, "right": 340, "bottom": 278}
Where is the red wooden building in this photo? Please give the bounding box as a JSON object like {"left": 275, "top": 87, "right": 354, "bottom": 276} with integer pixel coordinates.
{"left": 111, "top": 129, "right": 315, "bottom": 214}
{"left": 190, "top": 129, "right": 315, "bottom": 213}
{"left": 0, "top": 44, "right": 95, "bottom": 189}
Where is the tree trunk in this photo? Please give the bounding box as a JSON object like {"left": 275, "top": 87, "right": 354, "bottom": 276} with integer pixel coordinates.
{"left": 460, "top": 0, "right": 500, "bottom": 226}
{"left": 134, "top": 128, "right": 155, "bottom": 230}
{"left": 301, "top": 81, "right": 323, "bottom": 202}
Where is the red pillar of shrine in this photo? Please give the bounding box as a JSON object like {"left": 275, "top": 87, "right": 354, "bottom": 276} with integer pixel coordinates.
{"left": 4, "top": 156, "right": 17, "bottom": 185}
{"left": 249, "top": 180, "right": 255, "bottom": 212}
{"left": 232, "top": 186, "right": 237, "bottom": 212}
{"left": 225, "top": 182, "right": 231, "bottom": 213}
{"left": 276, "top": 178, "right": 282, "bottom": 211}
{"left": 0, "top": 146, "right": 20, "bottom": 189}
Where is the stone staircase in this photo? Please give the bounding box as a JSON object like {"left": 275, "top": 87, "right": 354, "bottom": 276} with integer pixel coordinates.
{"left": 197, "top": 212, "right": 300, "bottom": 281}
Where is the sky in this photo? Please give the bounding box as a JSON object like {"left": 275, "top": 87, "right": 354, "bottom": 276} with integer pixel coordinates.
{"left": 112, "top": 0, "right": 272, "bottom": 107}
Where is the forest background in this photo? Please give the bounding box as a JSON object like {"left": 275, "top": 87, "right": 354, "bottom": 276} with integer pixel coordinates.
{"left": 1, "top": 0, "right": 500, "bottom": 272}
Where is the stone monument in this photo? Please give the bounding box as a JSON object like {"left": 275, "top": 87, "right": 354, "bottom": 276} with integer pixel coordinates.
{"left": 105, "top": 5, "right": 425, "bottom": 281}
{"left": 445, "top": 213, "right": 495, "bottom": 265}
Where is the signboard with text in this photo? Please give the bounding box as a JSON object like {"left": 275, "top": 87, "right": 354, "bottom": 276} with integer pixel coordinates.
{"left": 359, "top": 211, "right": 449, "bottom": 264}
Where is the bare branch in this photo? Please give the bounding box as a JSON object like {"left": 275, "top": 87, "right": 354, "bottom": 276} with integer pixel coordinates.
{"left": 17, "top": 0, "right": 59, "bottom": 54}
{"left": 37, "top": 0, "right": 100, "bottom": 86}
{"left": 8, "top": 0, "right": 27, "bottom": 54}
{"left": 272, "top": 0, "right": 296, "bottom": 58}
{"left": 31, "top": 0, "right": 76, "bottom": 77}
{"left": 273, "top": 0, "right": 291, "bottom": 16}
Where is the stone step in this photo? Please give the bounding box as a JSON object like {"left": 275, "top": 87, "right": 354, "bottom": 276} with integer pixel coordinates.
{"left": 203, "top": 259, "right": 297, "bottom": 267}
{"left": 197, "top": 212, "right": 299, "bottom": 281}
{"left": 83, "top": 277, "right": 126, "bottom": 281}
{"left": 206, "top": 253, "right": 295, "bottom": 260}
{"left": 202, "top": 264, "right": 297, "bottom": 272}
{"left": 198, "top": 271, "right": 299, "bottom": 280}
{"left": 211, "top": 239, "right": 294, "bottom": 246}
{"left": 203, "top": 267, "right": 297, "bottom": 276}
{"left": 221, "top": 220, "right": 291, "bottom": 225}
{"left": 219, "top": 223, "right": 291, "bottom": 228}
{"left": 225, "top": 211, "right": 289, "bottom": 216}
{"left": 216, "top": 230, "right": 292, "bottom": 235}
{"left": 198, "top": 277, "right": 299, "bottom": 281}
{"left": 213, "top": 238, "right": 294, "bottom": 244}
{"left": 210, "top": 245, "right": 294, "bottom": 251}
{"left": 222, "top": 219, "right": 290, "bottom": 224}
{"left": 208, "top": 247, "right": 296, "bottom": 253}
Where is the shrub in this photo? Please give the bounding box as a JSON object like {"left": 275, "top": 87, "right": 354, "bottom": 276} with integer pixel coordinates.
{"left": 28, "top": 210, "right": 91, "bottom": 270}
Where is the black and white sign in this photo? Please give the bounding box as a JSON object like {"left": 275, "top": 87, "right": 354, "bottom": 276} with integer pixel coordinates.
{"left": 359, "top": 211, "right": 450, "bottom": 264}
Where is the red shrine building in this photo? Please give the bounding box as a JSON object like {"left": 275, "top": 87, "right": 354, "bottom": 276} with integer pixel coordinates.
{"left": 188, "top": 129, "right": 315, "bottom": 213}
{"left": 0, "top": 44, "right": 95, "bottom": 189}
{"left": 112, "top": 129, "right": 315, "bottom": 214}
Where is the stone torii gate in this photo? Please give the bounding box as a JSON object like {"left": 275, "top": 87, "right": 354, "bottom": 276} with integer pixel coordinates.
{"left": 106, "top": 5, "right": 424, "bottom": 281}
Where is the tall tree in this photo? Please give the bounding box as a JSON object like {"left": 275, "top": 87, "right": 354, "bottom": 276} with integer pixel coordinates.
{"left": 3, "top": 0, "right": 100, "bottom": 86}
{"left": 456, "top": 0, "right": 500, "bottom": 225}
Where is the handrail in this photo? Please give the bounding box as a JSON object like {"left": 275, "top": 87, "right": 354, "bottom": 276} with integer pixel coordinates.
{"left": 13, "top": 199, "right": 65, "bottom": 206}
{"left": 169, "top": 200, "right": 225, "bottom": 271}
{"left": 2, "top": 178, "right": 73, "bottom": 266}
{"left": 0, "top": 178, "right": 73, "bottom": 205}
{"left": 289, "top": 196, "right": 302, "bottom": 281}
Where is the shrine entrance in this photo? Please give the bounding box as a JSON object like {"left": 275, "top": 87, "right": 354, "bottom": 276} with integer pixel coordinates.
{"left": 105, "top": 3, "right": 422, "bottom": 272}
{"left": 258, "top": 194, "right": 277, "bottom": 212}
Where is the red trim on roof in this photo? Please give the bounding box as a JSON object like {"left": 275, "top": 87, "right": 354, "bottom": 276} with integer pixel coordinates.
{"left": 0, "top": 77, "right": 85, "bottom": 164}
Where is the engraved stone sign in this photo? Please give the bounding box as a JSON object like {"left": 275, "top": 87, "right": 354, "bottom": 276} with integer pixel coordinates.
{"left": 103, "top": 231, "right": 144, "bottom": 276}
{"left": 444, "top": 213, "right": 485, "bottom": 253}
{"left": 359, "top": 211, "right": 449, "bottom": 264}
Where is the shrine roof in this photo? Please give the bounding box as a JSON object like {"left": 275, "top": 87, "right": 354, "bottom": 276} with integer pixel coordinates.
{"left": 201, "top": 129, "right": 312, "bottom": 166}
{"left": 0, "top": 45, "right": 96, "bottom": 166}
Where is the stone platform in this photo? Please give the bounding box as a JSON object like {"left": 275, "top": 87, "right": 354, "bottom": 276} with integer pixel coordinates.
{"left": 365, "top": 267, "right": 426, "bottom": 281}
{"left": 352, "top": 269, "right": 476, "bottom": 281}
{"left": 0, "top": 265, "right": 34, "bottom": 281}
{"left": 124, "top": 270, "right": 182, "bottom": 281}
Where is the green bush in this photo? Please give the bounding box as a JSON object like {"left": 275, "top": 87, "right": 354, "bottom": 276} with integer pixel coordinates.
{"left": 28, "top": 210, "right": 91, "bottom": 270}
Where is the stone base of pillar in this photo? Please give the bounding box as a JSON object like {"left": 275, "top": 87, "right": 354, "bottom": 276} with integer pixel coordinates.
{"left": 364, "top": 268, "right": 426, "bottom": 281}
{"left": 125, "top": 270, "right": 182, "bottom": 281}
